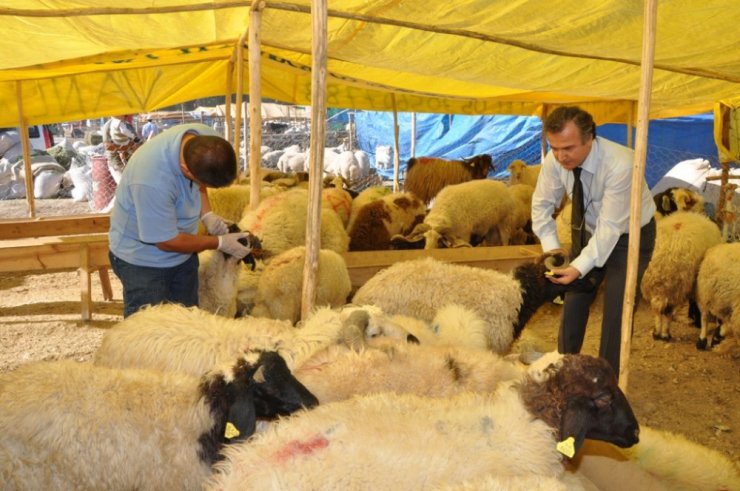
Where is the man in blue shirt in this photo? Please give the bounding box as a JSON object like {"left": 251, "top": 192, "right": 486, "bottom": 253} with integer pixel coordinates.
{"left": 109, "top": 123, "right": 250, "bottom": 317}
{"left": 531, "top": 106, "right": 656, "bottom": 374}
{"left": 141, "top": 117, "right": 162, "bottom": 141}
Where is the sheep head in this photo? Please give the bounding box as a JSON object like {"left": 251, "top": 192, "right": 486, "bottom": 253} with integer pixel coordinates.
{"left": 519, "top": 353, "right": 639, "bottom": 458}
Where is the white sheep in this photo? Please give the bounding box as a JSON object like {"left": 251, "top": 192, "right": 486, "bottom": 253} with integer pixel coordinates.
{"left": 292, "top": 337, "right": 525, "bottom": 404}
{"left": 640, "top": 211, "right": 722, "bottom": 341}
{"left": 206, "top": 353, "right": 639, "bottom": 490}
{"left": 260, "top": 149, "right": 285, "bottom": 169}
{"left": 198, "top": 248, "right": 243, "bottom": 318}
{"left": 348, "top": 191, "right": 427, "bottom": 251}
{"left": 696, "top": 242, "right": 740, "bottom": 352}
{"left": 508, "top": 159, "right": 541, "bottom": 188}
{"left": 321, "top": 186, "right": 353, "bottom": 228}
{"left": 352, "top": 256, "right": 595, "bottom": 354}
{"left": 206, "top": 183, "right": 283, "bottom": 225}
{"left": 353, "top": 149, "right": 371, "bottom": 179}
{"left": 250, "top": 246, "right": 352, "bottom": 324}
{"left": 404, "top": 179, "right": 517, "bottom": 248}
{"left": 375, "top": 144, "right": 393, "bottom": 170}
{"left": 237, "top": 188, "right": 349, "bottom": 261}
{"left": 0, "top": 351, "right": 317, "bottom": 491}
{"left": 333, "top": 150, "right": 361, "bottom": 182}
{"left": 94, "top": 302, "right": 381, "bottom": 375}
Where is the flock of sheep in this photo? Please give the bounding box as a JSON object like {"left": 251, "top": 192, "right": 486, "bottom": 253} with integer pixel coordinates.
{"left": 1, "top": 147, "right": 739, "bottom": 489}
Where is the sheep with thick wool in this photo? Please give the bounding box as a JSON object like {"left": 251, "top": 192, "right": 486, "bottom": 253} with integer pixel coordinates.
{"left": 696, "top": 242, "right": 740, "bottom": 351}
{"left": 353, "top": 256, "right": 595, "bottom": 353}
{"left": 205, "top": 184, "right": 283, "bottom": 226}
{"left": 508, "top": 159, "right": 541, "bottom": 187}
{"left": 653, "top": 186, "right": 705, "bottom": 218}
{"left": 346, "top": 185, "right": 393, "bottom": 231}
{"left": 640, "top": 211, "right": 722, "bottom": 341}
{"left": 404, "top": 154, "right": 493, "bottom": 205}
{"left": 94, "top": 302, "right": 385, "bottom": 375}
{"left": 250, "top": 246, "right": 352, "bottom": 324}
{"left": 0, "top": 351, "right": 317, "bottom": 491}
{"left": 292, "top": 337, "right": 525, "bottom": 404}
{"left": 237, "top": 188, "right": 349, "bottom": 261}
{"left": 508, "top": 183, "right": 536, "bottom": 245}
{"left": 206, "top": 352, "right": 639, "bottom": 490}
{"left": 405, "top": 179, "right": 517, "bottom": 248}
{"left": 348, "top": 191, "right": 427, "bottom": 251}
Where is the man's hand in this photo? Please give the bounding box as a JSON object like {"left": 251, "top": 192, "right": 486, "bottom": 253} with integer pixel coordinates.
{"left": 546, "top": 265, "right": 582, "bottom": 285}
{"left": 202, "top": 211, "right": 229, "bottom": 236}
{"left": 217, "top": 232, "right": 251, "bottom": 259}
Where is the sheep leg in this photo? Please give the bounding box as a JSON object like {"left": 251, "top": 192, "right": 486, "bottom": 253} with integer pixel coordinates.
{"left": 651, "top": 300, "right": 672, "bottom": 341}
{"left": 696, "top": 311, "right": 716, "bottom": 350}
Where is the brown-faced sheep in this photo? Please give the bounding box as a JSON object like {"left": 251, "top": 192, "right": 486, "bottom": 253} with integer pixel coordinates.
{"left": 404, "top": 154, "right": 493, "bottom": 205}
{"left": 653, "top": 186, "right": 705, "bottom": 218}
{"left": 348, "top": 192, "right": 427, "bottom": 251}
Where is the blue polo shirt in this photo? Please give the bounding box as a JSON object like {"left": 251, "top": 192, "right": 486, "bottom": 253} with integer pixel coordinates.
{"left": 109, "top": 123, "right": 219, "bottom": 267}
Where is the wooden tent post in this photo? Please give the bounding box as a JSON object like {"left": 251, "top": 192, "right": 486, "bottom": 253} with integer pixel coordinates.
{"left": 233, "top": 25, "right": 248, "bottom": 168}
{"left": 16, "top": 81, "right": 35, "bottom": 218}
{"left": 540, "top": 104, "right": 549, "bottom": 163}
{"left": 225, "top": 61, "right": 234, "bottom": 142}
{"left": 410, "top": 112, "right": 417, "bottom": 159}
{"left": 392, "top": 94, "right": 400, "bottom": 192}
{"left": 300, "top": 0, "right": 328, "bottom": 321}
{"left": 248, "top": 1, "right": 265, "bottom": 211}
{"left": 619, "top": 0, "right": 658, "bottom": 392}
{"left": 627, "top": 101, "right": 636, "bottom": 149}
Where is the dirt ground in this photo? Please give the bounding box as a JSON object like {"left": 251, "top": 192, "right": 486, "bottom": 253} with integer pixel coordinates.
{"left": 1, "top": 198, "right": 739, "bottom": 465}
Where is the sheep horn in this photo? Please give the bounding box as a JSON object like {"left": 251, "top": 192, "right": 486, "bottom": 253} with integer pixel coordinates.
{"left": 543, "top": 250, "right": 570, "bottom": 271}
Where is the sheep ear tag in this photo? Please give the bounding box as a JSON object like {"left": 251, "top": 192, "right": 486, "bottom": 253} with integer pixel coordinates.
{"left": 224, "top": 422, "right": 240, "bottom": 439}
{"left": 556, "top": 437, "right": 576, "bottom": 458}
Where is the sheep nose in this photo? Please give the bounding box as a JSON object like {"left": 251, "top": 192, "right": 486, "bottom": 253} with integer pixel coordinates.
{"left": 406, "top": 334, "right": 420, "bottom": 344}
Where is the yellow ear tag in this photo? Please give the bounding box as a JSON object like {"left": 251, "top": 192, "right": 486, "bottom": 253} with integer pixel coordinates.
{"left": 224, "top": 422, "right": 240, "bottom": 439}
{"left": 556, "top": 436, "right": 576, "bottom": 458}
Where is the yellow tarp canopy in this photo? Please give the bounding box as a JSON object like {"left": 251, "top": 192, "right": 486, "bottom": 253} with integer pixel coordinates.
{"left": 0, "top": 0, "right": 737, "bottom": 127}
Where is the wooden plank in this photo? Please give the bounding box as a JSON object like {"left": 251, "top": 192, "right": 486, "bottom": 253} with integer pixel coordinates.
{"left": 341, "top": 244, "right": 543, "bottom": 290}
{"left": 0, "top": 234, "right": 110, "bottom": 273}
{"left": 0, "top": 215, "right": 110, "bottom": 239}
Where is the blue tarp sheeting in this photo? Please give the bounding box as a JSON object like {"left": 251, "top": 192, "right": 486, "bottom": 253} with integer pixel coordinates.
{"left": 354, "top": 111, "right": 719, "bottom": 188}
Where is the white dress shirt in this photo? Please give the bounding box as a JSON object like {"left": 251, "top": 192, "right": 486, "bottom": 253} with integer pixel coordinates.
{"left": 531, "top": 137, "right": 657, "bottom": 276}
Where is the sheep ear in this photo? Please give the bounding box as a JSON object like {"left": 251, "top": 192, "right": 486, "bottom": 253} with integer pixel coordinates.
{"left": 224, "top": 389, "right": 257, "bottom": 444}
{"left": 558, "top": 398, "right": 590, "bottom": 458}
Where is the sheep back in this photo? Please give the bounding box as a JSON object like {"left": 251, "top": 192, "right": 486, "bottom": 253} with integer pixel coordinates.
{"left": 696, "top": 242, "right": 740, "bottom": 348}
{"left": 352, "top": 257, "right": 523, "bottom": 353}
{"left": 424, "top": 179, "right": 516, "bottom": 247}
{"left": 404, "top": 156, "right": 482, "bottom": 205}
{"left": 0, "top": 360, "right": 212, "bottom": 491}
{"left": 251, "top": 246, "right": 352, "bottom": 324}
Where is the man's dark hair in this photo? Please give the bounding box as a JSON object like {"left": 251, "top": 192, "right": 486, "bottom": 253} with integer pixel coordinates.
{"left": 183, "top": 135, "right": 237, "bottom": 188}
{"left": 544, "top": 106, "right": 597, "bottom": 143}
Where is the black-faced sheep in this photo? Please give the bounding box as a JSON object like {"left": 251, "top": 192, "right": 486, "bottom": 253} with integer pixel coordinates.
{"left": 640, "top": 211, "right": 722, "bottom": 341}
{"left": 652, "top": 186, "right": 705, "bottom": 218}
{"left": 352, "top": 256, "right": 596, "bottom": 354}
{"left": 205, "top": 353, "right": 639, "bottom": 490}
{"left": 404, "top": 154, "right": 493, "bottom": 205}
{"left": 348, "top": 191, "right": 427, "bottom": 251}
{"left": 93, "top": 303, "right": 382, "bottom": 375}
{"left": 0, "top": 351, "right": 317, "bottom": 491}
{"left": 696, "top": 242, "right": 740, "bottom": 352}
{"left": 250, "top": 246, "right": 351, "bottom": 324}
{"left": 508, "top": 159, "right": 541, "bottom": 188}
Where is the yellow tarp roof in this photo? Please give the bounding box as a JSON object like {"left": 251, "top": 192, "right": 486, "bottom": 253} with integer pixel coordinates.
{"left": 0, "top": 0, "right": 738, "bottom": 127}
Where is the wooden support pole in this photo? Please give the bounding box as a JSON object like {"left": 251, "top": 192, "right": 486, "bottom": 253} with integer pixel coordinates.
{"left": 392, "top": 94, "right": 400, "bottom": 192}
{"left": 626, "top": 101, "right": 636, "bottom": 149}
{"left": 619, "top": 0, "right": 658, "bottom": 392}
{"left": 225, "top": 61, "right": 234, "bottom": 142}
{"left": 410, "top": 112, "right": 417, "bottom": 159}
{"left": 300, "top": 0, "right": 328, "bottom": 321}
{"left": 540, "top": 104, "right": 549, "bottom": 163}
{"left": 79, "top": 244, "right": 92, "bottom": 322}
{"left": 248, "top": 1, "right": 265, "bottom": 210}
{"left": 16, "top": 81, "right": 36, "bottom": 218}
{"left": 234, "top": 27, "right": 247, "bottom": 167}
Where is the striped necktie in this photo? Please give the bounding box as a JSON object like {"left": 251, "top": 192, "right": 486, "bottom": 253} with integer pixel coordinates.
{"left": 571, "top": 167, "right": 586, "bottom": 257}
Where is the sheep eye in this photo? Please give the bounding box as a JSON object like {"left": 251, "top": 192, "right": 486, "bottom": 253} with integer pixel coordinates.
{"left": 593, "top": 392, "right": 612, "bottom": 409}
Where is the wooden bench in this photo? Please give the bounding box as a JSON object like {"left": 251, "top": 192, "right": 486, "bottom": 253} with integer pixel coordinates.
{"left": 0, "top": 215, "right": 112, "bottom": 321}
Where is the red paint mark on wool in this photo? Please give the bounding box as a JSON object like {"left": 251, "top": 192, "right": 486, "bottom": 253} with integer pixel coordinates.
{"left": 273, "top": 435, "right": 330, "bottom": 463}
{"left": 324, "top": 193, "right": 350, "bottom": 216}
